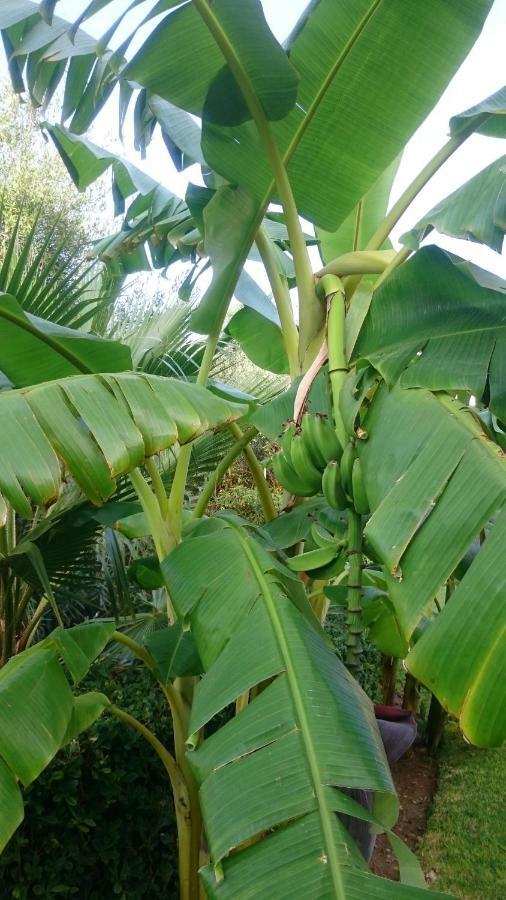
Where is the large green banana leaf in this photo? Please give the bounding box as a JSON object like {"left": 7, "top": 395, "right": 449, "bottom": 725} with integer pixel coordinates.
{"left": 401, "top": 155, "right": 506, "bottom": 253}
{"left": 357, "top": 383, "right": 506, "bottom": 747}
{"left": 0, "top": 372, "right": 246, "bottom": 519}
{"left": 450, "top": 83, "right": 506, "bottom": 138}
{"left": 199, "top": 0, "right": 492, "bottom": 228}
{"left": 354, "top": 246, "right": 506, "bottom": 420}
{"left": 0, "top": 620, "right": 114, "bottom": 851}
{"left": 195, "top": 0, "right": 493, "bottom": 335}
{"left": 161, "top": 517, "right": 445, "bottom": 898}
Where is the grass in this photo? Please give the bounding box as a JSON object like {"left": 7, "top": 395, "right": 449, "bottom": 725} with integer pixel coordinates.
{"left": 419, "top": 725, "right": 506, "bottom": 899}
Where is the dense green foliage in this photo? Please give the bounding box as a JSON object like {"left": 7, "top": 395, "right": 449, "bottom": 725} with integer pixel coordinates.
{"left": 0, "top": 3, "right": 504, "bottom": 899}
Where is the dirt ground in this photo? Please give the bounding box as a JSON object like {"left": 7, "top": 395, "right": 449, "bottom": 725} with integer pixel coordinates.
{"left": 371, "top": 744, "right": 437, "bottom": 881}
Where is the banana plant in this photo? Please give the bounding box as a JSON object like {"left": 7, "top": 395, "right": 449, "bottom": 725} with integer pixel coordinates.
{"left": 1, "top": 2, "right": 506, "bottom": 899}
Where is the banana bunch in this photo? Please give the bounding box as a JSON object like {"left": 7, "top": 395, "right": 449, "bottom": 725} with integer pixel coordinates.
{"left": 322, "top": 440, "right": 369, "bottom": 515}
{"left": 272, "top": 413, "right": 341, "bottom": 498}
{"left": 272, "top": 415, "right": 370, "bottom": 516}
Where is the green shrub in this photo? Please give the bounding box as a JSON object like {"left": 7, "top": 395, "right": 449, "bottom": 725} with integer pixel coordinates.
{"left": 0, "top": 663, "right": 178, "bottom": 900}
{"left": 210, "top": 483, "right": 271, "bottom": 524}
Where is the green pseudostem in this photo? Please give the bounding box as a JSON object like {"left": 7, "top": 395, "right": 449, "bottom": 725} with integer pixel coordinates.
{"left": 320, "top": 274, "right": 364, "bottom": 674}
{"left": 344, "top": 509, "right": 364, "bottom": 673}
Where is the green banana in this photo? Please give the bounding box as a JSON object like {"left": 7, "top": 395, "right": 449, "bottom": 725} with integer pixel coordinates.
{"left": 322, "top": 460, "right": 347, "bottom": 511}
{"left": 340, "top": 441, "right": 356, "bottom": 498}
{"left": 272, "top": 452, "right": 316, "bottom": 497}
{"left": 290, "top": 433, "right": 323, "bottom": 493}
{"left": 281, "top": 421, "right": 296, "bottom": 458}
{"left": 287, "top": 545, "right": 338, "bottom": 572}
{"left": 300, "top": 413, "right": 341, "bottom": 470}
{"left": 310, "top": 551, "right": 347, "bottom": 581}
{"left": 299, "top": 413, "right": 326, "bottom": 469}
{"left": 351, "top": 458, "right": 370, "bottom": 514}
{"left": 312, "top": 414, "right": 341, "bottom": 464}
{"left": 311, "top": 521, "right": 337, "bottom": 550}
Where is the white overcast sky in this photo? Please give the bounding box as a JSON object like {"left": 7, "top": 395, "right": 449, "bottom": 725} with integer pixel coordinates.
{"left": 3, "top": 0, "right": 505, "bottom": 279}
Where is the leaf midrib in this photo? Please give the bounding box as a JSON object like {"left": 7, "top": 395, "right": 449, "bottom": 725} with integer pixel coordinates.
{"left": 283, "top": 0, "right": 384, "bottom": 169}
{"left": 237, "top": 530, "right": 346, "bottom": 900}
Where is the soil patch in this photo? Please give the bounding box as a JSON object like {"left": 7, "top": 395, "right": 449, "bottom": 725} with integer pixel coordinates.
{"left": 371, "top": 744, "right": 437, "bottom": 881}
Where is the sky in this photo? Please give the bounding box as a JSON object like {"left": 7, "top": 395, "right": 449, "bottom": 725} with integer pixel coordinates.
{"left": 2, "top": 0, "right": 505, "bottom": 284}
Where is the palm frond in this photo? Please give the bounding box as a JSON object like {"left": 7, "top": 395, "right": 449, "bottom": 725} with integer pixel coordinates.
{"left": 0, "top": 201, "right": 114, "bottom": 329}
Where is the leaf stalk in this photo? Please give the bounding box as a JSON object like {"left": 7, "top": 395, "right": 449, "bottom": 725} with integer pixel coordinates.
{"left": 255, "top": 226, "right": 300, "bottom": 379}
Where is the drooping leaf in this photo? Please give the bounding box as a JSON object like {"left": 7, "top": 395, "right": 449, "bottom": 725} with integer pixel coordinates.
{"left": 42, "top": 124, "right": 197, "bottom": 275}
{"left": 123, "top": 0, "right": 299, "bottom": 126}
{"left": 227, "top": 306, "right": 289, "bottom": 375}
{"left": 354, "top": 246, "right": 506, "bottom": 419}
{"left": 358, "top": 383, "right": 506, "bottom": 746}
{"left": 44, "top": 122, "right": 166, "bottom": 207}
{"left": 0, "top": 622, "right": 117, "bottom": 850}
{"left": 0, "top": 372, "right": 246, "bottom": 515}
{"left": 128, "top": 555, "right": 165, "bottom": 590}
{"left": 190, "top": 184, "right": 262, "bottom": 335}
{"left": 450, "top": 83, "right": 506, "bottom": 139}
{"left": 234, "top": 270, "right": 280, "bottom": 324}
{"left": 147, "top": 93, "right": 205, "bottom": 169}
{"left": 0, "top": 648, "right": 72, "bottom": 786}
{"left": 63, "top": 692, "right": 110, "bottom": 745}
{"left": 48, "top": 621, "right": 117, "bottom": 684}
{"left": 401, "top": 155, "right": 506, "bottom": 253}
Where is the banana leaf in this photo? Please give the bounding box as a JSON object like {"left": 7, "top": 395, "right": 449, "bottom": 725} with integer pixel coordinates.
{"left": 358, "top": 383, "right": 506, "bottom": 747}
{"left": 0, "top": 372, "right": 246, "bottom": 518}
{"left": 161, "top": 517, "right": 445, "bottom": 897}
